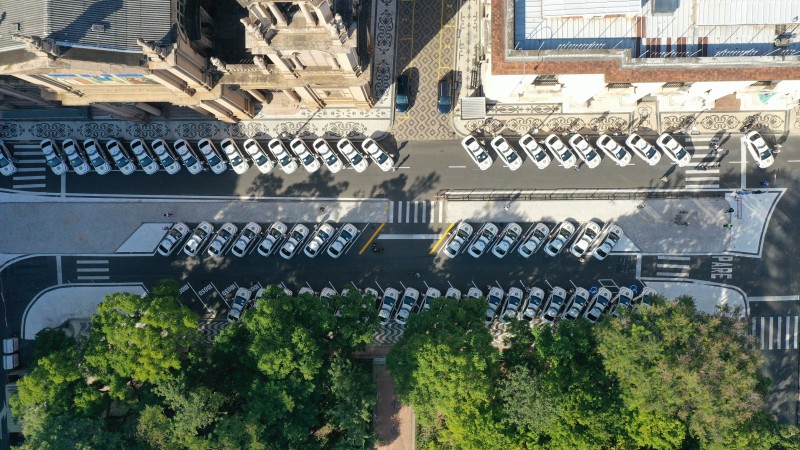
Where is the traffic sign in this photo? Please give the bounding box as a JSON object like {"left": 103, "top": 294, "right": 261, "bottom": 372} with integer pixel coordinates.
{"left": 589, "top": 286, "right": 598, "bottom": 294}
{"left": 629, "top": 284, "right": 639, "bottom": 294}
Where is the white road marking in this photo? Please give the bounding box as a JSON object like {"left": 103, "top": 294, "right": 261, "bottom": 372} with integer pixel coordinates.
{"left": 795, "top": 316, "right": 798, "bottom": 349}
{"left": 761, "top": 317, "right": 765, "bottom": 349}
{"left": 786, "top": 159, "right": 800, "bottom": 163}
{"left": 785, "top": 316, "right": 791, "bottom": 349}
{"left": 685, "top": 169, "right": 720, "bottom": 174}
{"left": 655, "top": 272, "right": 690, "bottom": 277}
{"left": 438, "top": 200, "right": 444, "bottom": 222}
{"left": 12, "top": 175, "right": 46, "bottom": 181}
{"left": 15, "top": 167, "right": 46, "bottom": 172}
{"left": 685, "top": 176, "right": 719, "bottom": 181}
{"left": 377, "top": 234, "right": 440, "bottom": 240}
{"left": 769, "top": 317, "right": 773, "bottom": 350}
{"left": 657, "top": 255, "right": 691, "bottom": 261}
{"left": 749, "top": 295, "right": 800, "bottom": 302}
{"left": 56, "top": 255, "right": 62, "bottom": 285}
{"left": 77, "top": 260, "right": 109, "bottom": 264}
{"left": 397, "top": 201, "right": 403, "bottom": 223}
{"left": 387, "top": 201, "right": 393, "bottom": 223}
{"left": 685, "top": 184, "right": 720, "bottom": 189}
{"left": 448, "top": 165, "right": 466, "bottom": 168}
{"left": 657, "top": 264, "right": 690, "bottom": 269}
{"left": 76, "top": 267, "right": 109, "bottom": 273}
{"left": 777, "top": 317, "right": 782, "bottom": 349}
{"left": 740, "top": 136, "right": 746, "bottom": 189}
{"left": 77, "top": 275, "right": 110, "bottom": 281}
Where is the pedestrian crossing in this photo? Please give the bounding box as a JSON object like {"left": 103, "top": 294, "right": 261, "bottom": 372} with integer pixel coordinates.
{"left": 10, "top": 143, "right": 48, "bottom": 191}
{"left": 683, "top": 137, "right": 722, "bottom": 189}
{"left": 75, "top": 259, "right": 110, "bottom": 281}
{"left": 655, "top": 255, "right": 691, "bottom": 278}
{"left": 389, "top": 200, "right": 446, "bottom": 224}
{"left": 751, "top": 316, "right": 799, "bottom": 350}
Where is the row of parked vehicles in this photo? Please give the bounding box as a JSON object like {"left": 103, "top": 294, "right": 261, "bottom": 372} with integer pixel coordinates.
{"left": 441, "top": 220, "right": 624, "bottom": 260}
{"left": 227, "top": 283, "right": 365, "bottom": 322}
{"left": 460, "top": 130, "right": 775, "bottom": 170}
{"left": 158, "top": 221, "right": 360, "bottom": 259}
{"left": 376, "top": 283, "right": 657, "bottom": 326}
{"left": 35, "top": 136, "right": 395, "bottom": 176}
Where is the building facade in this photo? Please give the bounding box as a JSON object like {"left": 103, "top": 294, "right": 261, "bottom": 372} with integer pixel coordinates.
{"left": 484, "top": 0, "right": 800, "bottom": 113}
{"left": 0, "top": 0, "right": 372, "bottom": 122}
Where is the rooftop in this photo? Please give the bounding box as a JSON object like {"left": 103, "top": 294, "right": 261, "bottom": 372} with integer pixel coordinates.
{"left": 515, "top": 0, "right": 800, "bottom": 58}
{"left": 0, "top": 0, "right": 175, "bottom": 54}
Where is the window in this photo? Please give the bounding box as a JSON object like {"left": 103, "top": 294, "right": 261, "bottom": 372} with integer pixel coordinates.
{"left": 607, "top": 83, "right": 633, "bottom": 89}
{"left": 533, "top": 75, "right": 559, "bottom": 86}
{"left": 663, "top": 82, "right": 685, "bottom": 88}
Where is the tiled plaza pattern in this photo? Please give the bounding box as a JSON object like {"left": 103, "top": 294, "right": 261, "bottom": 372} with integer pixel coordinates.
{"left": 390, "top": 0, "right": 460, "bottom": 141}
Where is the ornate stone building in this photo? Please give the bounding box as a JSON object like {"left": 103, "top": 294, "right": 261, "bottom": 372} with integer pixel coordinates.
{"left": 0, "top": 0, "right": 372, "bottom": 122}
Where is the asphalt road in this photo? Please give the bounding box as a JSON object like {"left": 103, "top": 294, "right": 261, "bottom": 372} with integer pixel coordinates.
{"left": 1, "top": 132, "right": 799, "bottom": 426}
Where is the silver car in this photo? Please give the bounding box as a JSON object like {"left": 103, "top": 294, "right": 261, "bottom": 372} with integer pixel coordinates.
{"left": 40, "top": 139, "right": 68, "bottom": 175}
{"left": 568, "top": 134, "right": 601, "bottom": 169}
{"left": 569, "top": 220, "right": 602, "bottom": 258}
{"left": 378, "top": 287, "right": 400, "bottom": 325}
{"left": 541, "top": 287, "right": 567, "bottom": 324}
{"left": 327, "top": 223, "right": 359, "bottom": 258}
{"left": 337, "top": 138, "right": 369, "bottom": 173}
{"left": 267, "top": 138, "right": 299, "bottom": 174}
{"left": 312, "top": 138, "right": 344, "bottom": 173}
{"left": 183, "top": 221, "right": 214, "bottom": 256}
{"left": 656, "top": 133, "right": 691, "bottom": 167}
{"left": 83, "top": 138, "right": 111, "bottom": 175}
{"left": 491, "top": 222, "right": 522, "bottom": 258}
{"left": 562, "top": 288, "right": 590, "bottom": 320}
{"left": 361, "top": 138, "right": 395, "bottom": 172}
{"left": 0, "top": 141, "right": 16, "bottom": 176}
{"left": 231, "top": 222, "right": 262, "bottom": 257}
{"left": 592, "top": 224, "right": 623, "bottom": 261}
{"left": 518, "top": 223, "right": 549, "bottom": 258}
{"left": 585, "top": 287, "right": 613, "bottom": 323}
{"left": 543, "top": 221, "right": 576, "bottom": 257}
{"left": 290, "top": 138, "right": 321, "bottom": 173}
{"left": 130, "top": 139, "right": 160, "bottom": 175}
{"left": 62, "top": 139, "right": 90, "bottom": 175}
{"left": 243, "top": 139, "right": 275, "bottom": 174}
{"left": 221, "top": 138, "right": 250, "bottom": 174}
{"left": 500, "top": 287, "right": 524, "bottom": 323}
{"left": 280, "top": 223, "right": 310, "bottom": 259}
{"left": 519, "top": 287, "right": 546, "bottom": 324}
{"left": 543, "top": 134, "right": 577, "bottom": 169}
{"left": 197, "top": 138, "right": 227, "bottom": 174}
{"left": 468, "top": 223, "right": 499, "bottom": 258}
{"left": 625, "top": 133, "right": 661, "bottom": 166}
{"left": 442, "top": 221, "right": 474, "bottom": 258}
{"left": 105, "top": 139, "right": 136, "bottom": 175}
{"left": 304, "top": 222, "right": 336, "bottom": 258}
{"left": 152, "top": 139, "right": 181, "bottom": 174}
{"left": 157, "top": 222, "right": 191, "bottom": 256}
{"left": 174, "top": 139, "right": 203, "bottom": 174}
{"left": 257, "top": 221, "right": 288, "bottom": 257}
{"left": 207, "top": 222, "right": 238, "bottom": 257}
{"left": 518, "top": 133, "right": 551, "bottom": 169}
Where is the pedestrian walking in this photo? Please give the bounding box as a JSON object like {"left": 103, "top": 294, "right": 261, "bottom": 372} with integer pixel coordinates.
{"left": 319, "top": 206, "right": 325, "bottom": 212}
{"left": 760, "top": 181, "right": 770, "bottom": 187}
{"left": 660, "top": 176, "right": 669, "bottom": 182}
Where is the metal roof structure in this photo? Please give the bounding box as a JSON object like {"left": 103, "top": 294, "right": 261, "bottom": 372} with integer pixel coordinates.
{"left": 0, "top": 0, "right": 174, "bottom": 54}
{"left": 515, "top": 0, "right": 800, "bottom": 57}
{"left": 541, "top": 0, "right": 641, "bottom": 18}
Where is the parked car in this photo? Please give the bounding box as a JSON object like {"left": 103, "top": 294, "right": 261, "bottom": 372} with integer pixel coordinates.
{"left": 83, "top": 138, "right": 112, "bottom": 174}
{"left": 596, "top": 134, "right": 632, "bottom": 166}
{"left": 519, "top": 287, "right": 545, "bottom": 324}
{"left": 40, "top": 139, "right": 68, "bottom": 175}
{"left": 183, "top": 221, "right": 214, "bottom": 256}
{"left": 289, "top": 138, "right": 321, "bottom": 173}
{"left": 129, "top": 139, "right": 159, "bottom": 174}
{"left": 174, "top": 139, "right": 203, "bottom": 174}
{"left": 569, "top": 220, "right": 602, "bottom": 258}
{"left": 395, "top": 74, "right": 410, "bottom": 112}
{"left": 468, "top": 222, "right": 499, "bottom": 258}
{"left": 157, "top": 222, "right": 190, "bottom": 256}
{"left": 327, "top": 223, "right": 360, "bottom": 258}
{"left": 312, "top": 138, "right": 344, "bottom": 173}
{"left": 592, "top": 224, "right": 623, "bottom": 260}
{"left": 461, "top": 135, "right": 493, "bottom": 170}
{"left": 466, "top": 286, "right": 483, "bottom": 300}
{"left": 231, "top": 222, "right": 262, "bottom": 257}
{"left": 568, "top": 134, "right": 601, "bottom": 168}
{"left": 243, "top": 139, "right": 275, "bottom": 174}
{"left": 0, "top": 141, "right": 16, "bottom": 176}
{"left": 62, "top": 139, "right": 90, "bottom": 175}
{"left": 518, "top": 223, "right": 549, "bottom": 258}
{"left": 280, "top": 223, "right": 310, "bottom": 259}
{"left": 656, "top": 133, "right": 691, "bottom": 167}
{"left": 443, "top": 221, "right": 474, "bottom": 258}
{"left": 485, "top": 287, "right": 505, "bottom": 323}
{"left": 105, "top": 139, "right": 136, "bottom": 175}
{"left": 221, "top": 138, "right": 249, "bottom": 174}
{"left": 541, "top": 287, "right": 567, "bottom": 324}
{"left": 152, "top": 138, "right": 181, "bottom": 174}
{"left": 491, "top": 222, "right": 523, "bottom": 258}
{"left": 420, "top": 287, "right": 441, "bottom": 311}
{"left": 636, "top": 286, "right": 659, "bottom": 307}
{"left": 395, "top": 287, "right": 420, "bottom": 325}
{"left": 336, "top": 138, "right": 368, "bottom": 172}
{"left": 543, "top": 134, "right": 577, "bottom": 169}
{"left": 490, "top": 136, "right": 522, "bottom": 171}
{"left": 257, "top": 221, "right": 288, "bottom": 257}
{"left": 562, "top": 288, "right": 591, "bottom": 320}
{"left": 197, "top": 138, "right": 227, "bottom": 174}
{"left": 304, "top": 222, "right": 336, "bottom": 258}
{"left": 518, "top": 133, "right": 551, "bottom": 169}
{"left": 207, "top": 222, "right": 238, "bottom": 257}
{"left": 544, "top": 221, "right": 576, "bottom": 257}
{"left": 378, "top": 287, "right": 400, "bottom": 324}
{"left": 585, "top": 287, "right": 613, "bottom": 323}
{"left": 500, "top": 287, "right": 524, "bottom": 323}
{"left": 227, "top": 287, "right": 252, "bottom": 322}
{"left": 267, "top": 138, "right": 299, "bottom": 174}
{"left": 445, "top": 287, "right": 462, "bottom": 301}
{"left": 744, "top": 131, "right": 774, "bottom": 168}
{"left": 437, "top": 78, "right": 451, "bottom": 114}
{"left": 362, "top": 138, "right": 395, "bottom": 171}
{"left": 611, "top": 287, "right": 635, "bottom": 317}
{"left": 625, "top": 133, "right": 661, "bottom": 165}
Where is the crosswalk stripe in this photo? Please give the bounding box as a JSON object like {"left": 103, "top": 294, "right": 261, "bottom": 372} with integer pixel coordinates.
{"left": 405, "top": 202, "right": 411, "bottom": 222}
{"left": 11, "top": 144, "right": 40, "bottom": 149}
{"left": 686, "top": 176, "right": 720, "bottom": 181}
{"left": 413, "top": 201, "right": 419, "bottom": 223}
{"left": 655, "top": 272, "right": 690, "bottom": 277}
{"left": 77, "top": 275, "right": 110, "bottom": 281}
{"left": 795, "top": 316, "right": 798, "bottom": 349}
{"left": 761, "top": 317, "right": 766, "bottom": 349}
{"left": 15, "top": 167, "right": 46, "bottom": 172}
{"left": 685, "top": 184, "right": 720, "bottom": 189}
{"left": 657, "top": 263, "right": 690, "bottom": 269}
{"left": 12, "top": 184, "right": 45, "bottom": 189}
{"left": 769, "top": 317, "right": 773, "bottom": 350}
{"left": 777, "top": 317, "right": 782, "bottom": 350}
{"left": 76, "top": 268, "right": 109, "bottom": 273}
{"left": 438, "top": 200, "right": 444, "bottom": 222}
{"left": 77, "top": 260, "right": 109, "bottom": 264}
{"left": 685, "top": 169, "right": 720, "bottom": 174}
{"left": 12, "top": 175, "right": 45, "bottom": 181}
{"left": 397, "top": 201, "right": 403, "bottom": 223}
{"left": 657, "top": 255, "right": 690, "bottom": 261}
{"left": 15, "top": 159, "right": 45, "bottom": 164}
{"left": 388, "top": 201, "right": 393, "bottom": 223}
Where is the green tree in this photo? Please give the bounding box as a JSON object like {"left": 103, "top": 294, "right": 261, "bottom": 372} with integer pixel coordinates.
{"left": 84, "top": 279, "right": 200, "bottom": 388}
{"left": 323, "top": 355, "right": 376, "bottom": 449}
{"left": 387, "top": 297, "right": 512, "bottom": 449}
{"left": 595, "top": 295, "right": 773, "bottom": 449}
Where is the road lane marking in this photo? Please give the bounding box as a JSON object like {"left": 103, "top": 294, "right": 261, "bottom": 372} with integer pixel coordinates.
{"left": 388, "top": 201, "right": 393, "bottom": 223}
{"left": 359, "top": 223, "right": 385, "bottom": 255}
{"left": 657, "top": 255, "right": 690, "bottom": 261}
{"left": 378, "top": 234, "right": 440, "bottom": 240}
{"left": 655, "top": 272, "right": 690, "bottom": 277}
{"left": 777, "top": 317, "right": 782, "bottom": 349}
{"left": 795, "top": 316, "right": 798, "bottom": 349}
{"left": 740, "top": 136, "right": 746, "bottom": 189}
{"left": 761, "top": 317, "right": 765, "bottom": 349}
{"left": 769, "top": 317, "right": 773, "bottom": 350}
{"left": 749, "top": 295, "right": 800, "bottom": 302}
{"left": 448, "top": 165, "right": 466, "bottom": 168}
{"left": 429, "top": 222, "right": 456, "bottom": 254}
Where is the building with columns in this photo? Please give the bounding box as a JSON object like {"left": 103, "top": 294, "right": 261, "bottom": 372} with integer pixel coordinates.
{"left": 484, "top": 0, "right": 800, "bottom": 114}
{"left": 0, "top": 0, "right": 371, "bottom": 122}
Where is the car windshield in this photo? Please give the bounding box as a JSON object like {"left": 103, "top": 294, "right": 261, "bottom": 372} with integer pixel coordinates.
{"left": 760, "top": 149, "right": 772, "bottom": 159}
{"left": 138, "top": 152, "right": 153, "bottom": 166}
{"left": 291, "top": 230, "right": 304, "bottom": 240}
{"left": 534, "top": 150, "right": 547, "bottom": 161}
{"left": 351, "top": 153, "right": 363, "bottom": 165}
{"left": 586, "top": 150, "right": 599, "bottom": 161}
{"left": 195, "top": 228, "right": 208, "bottom": 239}
{"left": 645, "top": 147, "right": 657, "bottom": 158}
{"left": 506, "top": 152, "right": 518, "bottom": 163}
{"left": 280, "top": 155, "right": 292, "bottom": 166}
{"left": 473, "top": 149, "right": 488, "bottom": 162}
{"left": 207, "top": 154, "right": 221, "bottom": 166}
{"left": 243, "top": 229, "right": 256, "bottom": 239}
{"left": 614, "top": 148, "right": 627, "bottom": 159}
{"left": 219, "top": 229, "right": 232, "bottom": 240}
{"left": 91, "top": 155, "right": 105, "bottom": 166}
{"left": 69, "top": 154, "right": 83, "bottom": 165}
{"left": 185, "top": 155, "right": 198, "bottom": 167}
{"left": 254, "top": 154, "right": 269, "bottom": 166}
{"left": 117, "top": 154, "right": 130, "bottom": 165}
{"left": 324, "top": 153, "right": 337, "bottom": 165}
{"left": 269, "top": 227, "right": 283, "bottom": 238}
{"left": 675, "top": 148, "right": 687, "bottom": 160}
{"left": 376, "top": 152, "right": 389, "bottom": 164}
{"left": 46, "top": 156, "right": 62, "bottom": 167}
{"left": 302, "top": 154, "right": 314, "bottom": 165}
{"left": 229, "top": 153, "right": 243, "bottom": 165}
{"left": 340, "top": 229, "right": 353, "bottom": 241}
{"left": 559, "top": 149, "right": 573, "bottom": 161}
{"left": 319, "top": 229, "right": 331, "bottom": 240}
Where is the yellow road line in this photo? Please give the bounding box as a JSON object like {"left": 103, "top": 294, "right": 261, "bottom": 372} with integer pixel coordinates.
{"left": 359, "top": 223, "right": 386, "bottom": 255}
{"left": 429, "top": 222, "right": 456, "bottom": 254}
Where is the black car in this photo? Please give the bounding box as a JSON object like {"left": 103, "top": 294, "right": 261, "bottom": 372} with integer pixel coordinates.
{"left": 437, "top": 78, "right": 451, "bottom": 114}
{"left": 396, "top": 74, "right": 409, "bottom": 112}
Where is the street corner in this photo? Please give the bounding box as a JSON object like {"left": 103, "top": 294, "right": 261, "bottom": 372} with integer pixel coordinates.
{"left": 21, "top": 283, "right": 147, "bottom": 340}
{"left": 641, "top": 280, "right": 747, "bottom": 316}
